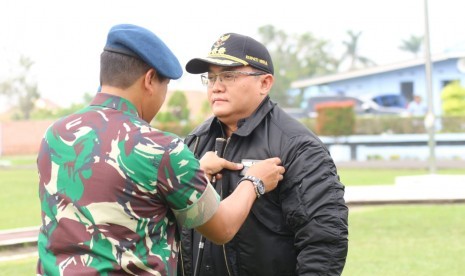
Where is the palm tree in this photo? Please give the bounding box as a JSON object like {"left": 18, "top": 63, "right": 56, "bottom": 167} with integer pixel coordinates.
{"left": 339, "top": 30, "right": 375, "bottom": 71}
{"left": 399, "top": 34, "right": 424, "bottom": 58}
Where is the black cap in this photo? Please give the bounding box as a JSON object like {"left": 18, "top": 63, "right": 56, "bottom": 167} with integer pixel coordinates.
{"left": 186, "top": 33, "right": 274, "bottom": 75}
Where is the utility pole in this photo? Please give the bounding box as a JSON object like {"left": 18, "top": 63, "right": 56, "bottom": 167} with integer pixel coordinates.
{"left": 423, "top": 0, "right": 437, "bottom": 174}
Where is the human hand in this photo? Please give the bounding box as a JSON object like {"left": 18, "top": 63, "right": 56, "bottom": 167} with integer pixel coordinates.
{"left": 200, "top": 151, "right": 244, "bottom": 181}
{"left": 245, "top": 158, "right": 285, "bottom": 193}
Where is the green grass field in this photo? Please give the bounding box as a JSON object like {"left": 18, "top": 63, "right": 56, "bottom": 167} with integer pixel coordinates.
{"left": 344, "top": 204, "right": 465, "bottom": 276}
{"left": 0, "top": 169, "right": 41, "bottom": 229}
{"left": 0, "top": 257, "right": 37, "bottom": 275}
{"left": 1, "top": 204, "right": 464, "bottom": 275}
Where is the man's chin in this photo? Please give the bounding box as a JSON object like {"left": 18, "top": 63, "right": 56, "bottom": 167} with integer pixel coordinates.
{"left": 212, "top": 107, "right": 229, "bottom": 117}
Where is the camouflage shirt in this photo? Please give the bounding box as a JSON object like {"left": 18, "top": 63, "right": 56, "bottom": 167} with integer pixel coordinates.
{"left": 37, "top": 93, "right": 219, "bottom": 275}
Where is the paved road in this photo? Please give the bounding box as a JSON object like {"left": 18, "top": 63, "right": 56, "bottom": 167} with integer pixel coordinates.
{"left": 336, "top": 159, "right": 465, "bottom": 169}
{"left": 0, "top": 226, "right": 39, "bottom": 262}
{"left": 345, "top": 174, "right": 465, "bottom": 205}
{"left": 0, "top": 226, "right": 39, "bottom": 247}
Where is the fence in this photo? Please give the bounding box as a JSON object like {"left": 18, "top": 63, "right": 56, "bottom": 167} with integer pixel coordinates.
{"left": 1, "top": 120, "right": 465, "bottom": 162}
{"left": 321, "top": 133, "right": 465, "bottom": 161}
{"left": 0, "top": 120, "right": 54, "bottom": 155}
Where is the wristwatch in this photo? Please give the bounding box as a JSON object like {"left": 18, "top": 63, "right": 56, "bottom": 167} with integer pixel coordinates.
{"left": 239, "top": 175, "right": 265, "bottom": 198}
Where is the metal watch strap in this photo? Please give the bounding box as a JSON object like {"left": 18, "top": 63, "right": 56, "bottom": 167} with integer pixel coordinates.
{"left": 239, "top": 175, "right": 263, "bottom": 198}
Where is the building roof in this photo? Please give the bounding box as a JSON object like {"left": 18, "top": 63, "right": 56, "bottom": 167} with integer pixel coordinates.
{"left": 291, "top": 52, "right": 465, "bottom": 89}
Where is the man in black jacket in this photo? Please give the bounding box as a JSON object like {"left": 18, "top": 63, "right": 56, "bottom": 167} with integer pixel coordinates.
{"left": 179, "top": 33, "right": 348, "bottom": 276}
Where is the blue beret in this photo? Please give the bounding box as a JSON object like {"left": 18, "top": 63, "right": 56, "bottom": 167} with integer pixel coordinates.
{"left": 104, "top": 24, "right": 182, "bottom": 80}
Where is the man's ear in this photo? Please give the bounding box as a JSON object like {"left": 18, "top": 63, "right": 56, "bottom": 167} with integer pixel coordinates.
{"left": 260, "top": 74, "right": 274, "bottom": 95}
{"left": 143, "top": 68, "right": 157, "bottom": 92}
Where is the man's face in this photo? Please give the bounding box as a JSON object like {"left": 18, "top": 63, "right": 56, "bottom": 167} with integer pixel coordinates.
{"left": 205, "top": 65, "right": 267, "bottom": 126}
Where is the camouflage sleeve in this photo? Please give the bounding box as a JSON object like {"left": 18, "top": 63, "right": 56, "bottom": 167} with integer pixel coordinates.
{"left": 156, "top": 136, "right": 221, "bottom": 228}
{"left": 172, "top": 183, "right": 220, "bottom": 228}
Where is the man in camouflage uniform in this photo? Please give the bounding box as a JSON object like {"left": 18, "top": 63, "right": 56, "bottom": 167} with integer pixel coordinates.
{"left": 37, "top": 24, "right": 285, "bottom": 275}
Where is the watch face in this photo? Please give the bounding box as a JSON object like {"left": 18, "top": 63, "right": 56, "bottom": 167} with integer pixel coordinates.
{"left": 256, "top": 181, "right": 265, "bottom": 195}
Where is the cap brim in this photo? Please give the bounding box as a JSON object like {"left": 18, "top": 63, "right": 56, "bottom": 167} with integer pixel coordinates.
{"left": 185, "top": 57, "right": 244, "bottom": 74}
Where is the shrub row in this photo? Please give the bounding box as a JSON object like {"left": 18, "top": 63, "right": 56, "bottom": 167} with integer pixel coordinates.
{"left": 152, "top": 109, "right": 464, "bottom": 138}
{"left": 302, "top": 115, "right": 465, "bottom": 135}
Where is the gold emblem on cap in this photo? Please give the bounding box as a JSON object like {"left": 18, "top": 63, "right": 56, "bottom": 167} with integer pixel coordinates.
{"left": 210, "top": 34, "right": 230, "bottom": 55}
{"left": 213, "top": 34, "right": 230, "bottom": 48}
{"left": 207, "top": 34, "right": 248, "bottom": 66}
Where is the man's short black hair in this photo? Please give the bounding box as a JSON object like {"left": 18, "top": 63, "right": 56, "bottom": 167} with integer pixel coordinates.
{"left": 100, "top": 51, "right": 152, "bottom": 89}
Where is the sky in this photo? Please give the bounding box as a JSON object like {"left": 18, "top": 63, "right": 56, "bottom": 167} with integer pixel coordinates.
{"left": 1, "top": 0, "right": 465, "bottom": 110}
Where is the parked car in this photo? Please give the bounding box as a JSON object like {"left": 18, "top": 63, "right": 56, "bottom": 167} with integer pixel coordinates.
{"left": 368, "top": 93, "right": 408, "bottom": 108}
{"left": 304, "top": 95, "right": 409, "bottom": 117}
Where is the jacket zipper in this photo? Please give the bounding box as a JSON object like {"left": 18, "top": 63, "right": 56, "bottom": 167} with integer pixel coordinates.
{"left": 179, "top": 240, "right": 185, "bottom": 276}
{"left": 181, "top": 135, "right": 233, "bottom": 276}
{"left": 221, "top": 137, "right": 232, "bottom": 276}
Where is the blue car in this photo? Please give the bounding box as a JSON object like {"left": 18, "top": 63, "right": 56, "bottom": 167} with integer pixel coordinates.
{"left": 371, "top": 93, "right": 408, "bottom": 108}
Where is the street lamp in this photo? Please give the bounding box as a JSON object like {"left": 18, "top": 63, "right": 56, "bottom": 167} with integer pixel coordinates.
{"left": 423, "top": 0, "right": 436, "bottom": 174}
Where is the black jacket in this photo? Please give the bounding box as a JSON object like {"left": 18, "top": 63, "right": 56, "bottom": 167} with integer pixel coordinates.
{"left": 179, "top": 97, "right": 348, "bottom": 276}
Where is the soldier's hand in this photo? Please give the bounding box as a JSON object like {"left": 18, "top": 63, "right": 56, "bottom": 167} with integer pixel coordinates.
{"left": 200, "top": 151, "right": 243, "bottom": 181}
{"left": 245, "top": 158, "right": 285, "bottom": 193}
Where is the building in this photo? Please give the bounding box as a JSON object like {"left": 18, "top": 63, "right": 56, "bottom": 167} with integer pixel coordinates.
{"left": 291, "top": 52, "right": 465, "bottom": 115}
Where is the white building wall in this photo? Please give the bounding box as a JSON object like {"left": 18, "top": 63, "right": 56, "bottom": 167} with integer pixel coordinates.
{"left": 311, "top": 58, "right": 465, "bottom": 115}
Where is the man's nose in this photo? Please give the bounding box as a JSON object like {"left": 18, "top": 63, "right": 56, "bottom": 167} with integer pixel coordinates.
{"left": 211, "top": 76, "right": 224, "bottom": 89}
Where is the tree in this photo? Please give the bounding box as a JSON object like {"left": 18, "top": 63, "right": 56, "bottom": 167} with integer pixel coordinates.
{"left": 257, "top": 25, "right": 338, "bottom": 107}
{"left": 193, "top": 99, "right": 212, "bottom": 124}
{"left": 339, "top": 30, "right": 375, "bottom": 71}
{"left": 0, "top": 56, "right": 40, "bottom": 119}
{"left": 441, "top": 81, "right": 465, "bottom": 116}
{"left": 31, "top": 92, "right": 95, "bottom": 119}
{"left": 155, "top": 90, "right": 190, "bottom": 123}
{"left": 399, "top": 34, "right": 424, "bottom": 58}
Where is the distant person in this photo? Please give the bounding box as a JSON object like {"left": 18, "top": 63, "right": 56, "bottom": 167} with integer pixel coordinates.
{"left": 407, "top": 95, "right": 427, "bottom": 116}
{"left": 36, "top": 24, "right": 285, "bottom": 275}
{"left": 178, "top": 32, "right": 349, "bottom": 275}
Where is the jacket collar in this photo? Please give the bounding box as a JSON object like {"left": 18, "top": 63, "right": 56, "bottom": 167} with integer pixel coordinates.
{"left": 193, "top": 96, "right": 276, "bottom": 138}
{"left": 234, "top": 96, "right": 275, "bottom": 137}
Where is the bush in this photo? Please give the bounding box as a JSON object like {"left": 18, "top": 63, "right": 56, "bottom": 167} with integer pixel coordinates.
{"left": 441, "top": 81, "right": 465, "bottom": 116}
{"left": 300, "top": 115, "right": 465, "bottom": 135}
{"left": 441, "top": 116, "right": 465, "bottom": 133}
{"left": 354, "top": 116, "right": 426, "bottom": 134}
{"left": 315, "top": 101, "right": 355, "bottom": 137}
